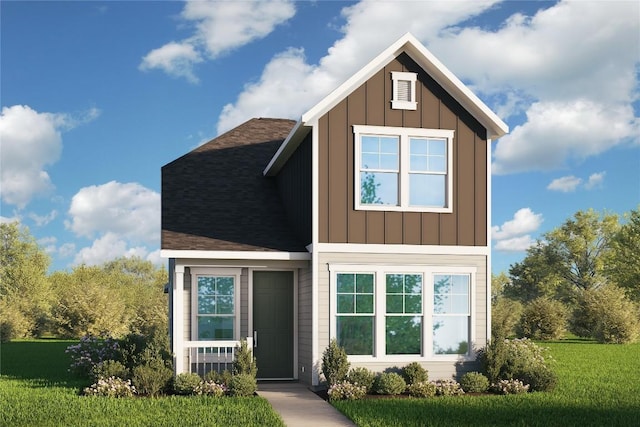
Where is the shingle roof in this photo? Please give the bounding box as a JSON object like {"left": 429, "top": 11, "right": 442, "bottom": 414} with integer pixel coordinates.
{"left": 161, "top": 118, "right": 306, "bottom": 252}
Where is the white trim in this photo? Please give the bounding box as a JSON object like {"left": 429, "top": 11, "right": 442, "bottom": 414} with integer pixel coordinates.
{"left": 486, "top": 137, "right": 493, "bottom": 344}
{"left": 263, "top": 120, "right": 309, "bottom": 176}
{"left": 173, "top": 265, "right": 185, "bottom": 374}
{"left": 353, "top": 125, "right": 454, "bottom": 213}
{"left": 314, "top": 243, "right": 490, "bottom": 256}
{"left": 161, "top": 250, "right": 310, "bottom": 261}
{"left": 311, "top": 121, "right": 320, "bottom": 386}
{"left": 391, "top": 71, "right": 418, "bottom": 110}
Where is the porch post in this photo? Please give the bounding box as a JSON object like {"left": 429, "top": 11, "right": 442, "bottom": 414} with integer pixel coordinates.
{"left": 173, "top": 265, "right": 185, "bottom": 374}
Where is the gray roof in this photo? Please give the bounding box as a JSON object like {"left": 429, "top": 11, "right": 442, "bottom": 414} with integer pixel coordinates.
{"left": 161, "top": 118, "right": 307, "bottom": 253}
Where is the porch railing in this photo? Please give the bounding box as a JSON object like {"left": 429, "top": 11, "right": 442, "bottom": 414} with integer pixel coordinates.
{"left": 183, "top": 337, "right": 253, "bottom": 376}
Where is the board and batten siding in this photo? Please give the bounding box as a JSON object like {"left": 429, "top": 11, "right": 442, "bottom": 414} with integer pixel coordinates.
{"left": 318, "top": 52, "right": 488, "bottom": 246}
{"left": 316, "top": 251, "right": 488, "bottom": 381}
{"left": 297, "top": 265, "right": 313, "bottom": 384}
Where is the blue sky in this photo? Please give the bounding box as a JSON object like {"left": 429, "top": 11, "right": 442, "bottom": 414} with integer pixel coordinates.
{"left": 1, "top": 0, "right": 638, "bottom": 274}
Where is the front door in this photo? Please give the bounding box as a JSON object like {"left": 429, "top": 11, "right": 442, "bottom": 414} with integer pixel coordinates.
{"left": 252, "top": 271, "right": 294, "bottom": 379}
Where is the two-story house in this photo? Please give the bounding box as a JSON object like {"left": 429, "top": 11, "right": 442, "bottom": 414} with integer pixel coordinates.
{"left": 161, "top": 33, "right": 508, "bottom": 387}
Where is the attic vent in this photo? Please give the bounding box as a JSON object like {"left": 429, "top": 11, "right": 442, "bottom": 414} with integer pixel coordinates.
{"left": 391, "top": 71, "right": 417, "bottom": 110}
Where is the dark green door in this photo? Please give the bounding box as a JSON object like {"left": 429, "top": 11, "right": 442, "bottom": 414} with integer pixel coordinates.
{"left": 253, "top": 271, "right": 294, "bottom": 379}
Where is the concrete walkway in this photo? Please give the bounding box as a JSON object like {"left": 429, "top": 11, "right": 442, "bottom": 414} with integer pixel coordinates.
{"left": 258, "top": 382, "right": 356, "bottom": 427}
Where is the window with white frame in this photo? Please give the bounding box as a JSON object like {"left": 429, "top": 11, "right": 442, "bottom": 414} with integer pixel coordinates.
{"left": 191, "top": 268, "right": 240, "bottom": 341}
{"left": 330, "top": 265, "right": 474, "bottom": 360}
{"left": 354, "top": 125, "right": 454, "bottom": 213}
{"left": 391, "top": 71, "right": 417, "bottom": 110}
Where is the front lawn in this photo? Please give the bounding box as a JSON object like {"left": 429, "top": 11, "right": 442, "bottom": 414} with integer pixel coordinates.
{"left": 332, "top": 340, "right": 640, "bottom": 427}
{"left": 0, "top": 340, "right": 285, "bottom": 427}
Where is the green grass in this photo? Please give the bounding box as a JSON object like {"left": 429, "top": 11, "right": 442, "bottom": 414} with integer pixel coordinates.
{"left": 0, "top": 340, "right": 285, "bottom": 427}
{"left": 332, "top": 340, "right": 640, "bottom": 427}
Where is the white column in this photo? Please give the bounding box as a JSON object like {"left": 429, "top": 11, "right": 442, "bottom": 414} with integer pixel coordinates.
{"left": 173, "top": 265, "right": 185, "bottom": 374}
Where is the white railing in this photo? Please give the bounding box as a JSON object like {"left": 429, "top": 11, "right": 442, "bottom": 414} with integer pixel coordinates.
{"left": 183, "top": 337, "right": 253, "bottom": 376}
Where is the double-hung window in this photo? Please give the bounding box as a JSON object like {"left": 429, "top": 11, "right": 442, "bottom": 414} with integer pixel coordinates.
{"left": 191, "top": 268, "right": 241, "bottom": 341}
{"left": 385, "top": 273, "right": 422, "bottom": 355}
{"left": 433, "top": 274, "right": 470, "bottom": 355}
{"left": 336, "top": 273, "right": 375, "bottom": 355}
{"left": 354, "top": 125, "right": 454, "bottom": 213}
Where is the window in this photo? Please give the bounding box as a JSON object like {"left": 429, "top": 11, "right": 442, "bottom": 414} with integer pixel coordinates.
{"left": 330, "top": 265, "right": 475, "bottom": 361}
{"left": 354, "top": 125, "right": 454, "bottom": 213}
{"left": 433, "top": 274, "right": 470, "bottom": 355}
{"left": 391, "top": 72, "right": 417, "bottom": 110}
{"left": 336, "top": 273, "right": 375, "bottom": 355}
{"left": 191, "top": 268, "right": 240, "bottom": 341}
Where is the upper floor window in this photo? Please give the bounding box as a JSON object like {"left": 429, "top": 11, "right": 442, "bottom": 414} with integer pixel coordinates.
{"left": 391, "top": 72, "right": 417, "bottom": 110}
{"left": 354, "top": 125, "right": 454, "bottom": 213}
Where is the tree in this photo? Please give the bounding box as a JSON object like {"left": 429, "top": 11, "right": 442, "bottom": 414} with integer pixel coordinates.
{"left": 505, "top": 243, "right": 564, "bottom": 303}
{"left": 0, "top": 222, "right": 52, "bottom": 340}
{"left": 606, "top": 207, "right": 640, "bottom": 301}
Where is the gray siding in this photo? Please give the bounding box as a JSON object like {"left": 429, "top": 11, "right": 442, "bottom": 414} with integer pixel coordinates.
{"left": 297, "top": 265, "right": 313, "bottom": 384}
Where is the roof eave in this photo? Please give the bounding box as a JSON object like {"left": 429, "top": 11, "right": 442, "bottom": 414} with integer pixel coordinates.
{"left": 263, "top": 119, "right": 310, "bottom": 176}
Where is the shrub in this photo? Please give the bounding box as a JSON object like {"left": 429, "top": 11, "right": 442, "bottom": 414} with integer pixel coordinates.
{"left": 321, "top": 339, "right": 349, "bottom": 386}
{"left": 433, "top": 379, "right": 464, "bottom": 396}
{"left": 518, "top": 364, "right": 557, "bottom": 392}
{"left": 373, "top": 372, "right": 406, "bottom": 395}
{"left": 492, "top": 379, "right": 529, "bottom": 395}
{"left": 194, "top": 380, "right": 226, "bottom": 397}
{"left": 460, "top": 372, "right": 489, "bottom": 393}
{"left": 83, "top": 376, "right": 136, "bottom": 397}
{"left": 327, "top": 380, "right": 367, "bottom": 401}
{"left": 0, "top": 302, "right": 32, "bottom": 342}
{"left": 478, "top": 338, "right": 555, "bottom": 386}
{"left": 91, "top": 360, "right": 129, "bottom": 382}
{"left": 406, "top": 381, "right": 436, "bottom": 398}
{"left": 173, "top": 372, "right": 203, "bottom": 396}
{"left": 491, "top": 298, "right": 523, "bottom": 340}
{"left": 401, "top": 362, "right": 428, "bottom": 385}
{"left": 132, "top": 358, "right": 173, "bottom": 397}
{"left": 228, "top": 374, "right": 257, "bottom": 397}
{"left": 66, "top": 335, "right": 120, "bottom": 378}
{"left": 518, "top": 297, "right": 567, "bottom": 340}
{"left": 233, "top": 339, "right": 258, "bottom": 378}
{"left": 118, "top": 329, "right": 172, "bottom": 373}
{"left": 346, "top": 367, "right": 376, "bottom": 393}
{"left": 204, "top": 369, "right": 233, "bottom": 386}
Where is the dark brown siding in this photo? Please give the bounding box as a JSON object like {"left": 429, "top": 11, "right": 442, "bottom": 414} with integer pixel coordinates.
{"left": 318, "top": 53, "right": 488, "bottom": 246}
{"left": 277, "top": 134, "right": 312, "bottom": 245}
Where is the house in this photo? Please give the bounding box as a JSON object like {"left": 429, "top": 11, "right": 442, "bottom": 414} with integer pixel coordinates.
{"left": 161, "top": 33, "right": 508, "bottom": 387}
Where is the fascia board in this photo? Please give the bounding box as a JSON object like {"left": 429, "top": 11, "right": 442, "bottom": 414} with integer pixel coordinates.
{"left": 161, "top": 249, "right": 311, "bottom": 261}
{"left": 263, "top": 119, "right": 307, "bottom": 176}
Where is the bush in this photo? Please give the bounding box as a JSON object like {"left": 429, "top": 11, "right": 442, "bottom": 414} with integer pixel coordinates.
{"left": 433, "top": 379, "right": 465, "bottom": 396}
{"left": 327, "top": 381, "right": 367, "bottom": 401}
{"left": 0, "top": 302, "right": 33, "bottom": 342}
{"left": 321, "top": 339, "right": 349, "bottom": 386}
{"left": 518, "top": 297, "right": 567, "bottom": 340}
{"left": 228, "top": 374, "right": 257, "bottom": 397}
{"left": 460, "top": 372, "right": 489, "bottom": 393}
{"left": 173, "top": 372, "right": 202, "bottom": 396}
{"left": 204, "top": 369, "right": 232, "bottom": 386}
{"left": 83, "top": 376, "right": 136, "bottom": 397}
{"left": 66, "top": 335, "right": 120, "bottom": 378}
{"left": 401, "top": 362, "right": 428, "bottom": 385}
{"left": 233, "top": 339, "right": 257, "bottom": 378}
{"left": 346, "top": 367, "right": 376, "bottom": 393}
{"left": 132, "top": 358, "right": 173, "bottom": 397}
{"left": 373, "top": 372, "right": 406, "bottom": 395}
{"left": 478, "top": 338, "right": 555, "bottom": 385}
{"left": 519, "top": 364, "right": 557, "bottom": 392}
{"left": 91, "top": 360, "right": 129, "bottom": 382}
{"left": 491, "top": 298, "right": 523, "bottom": 340}
{"left": 492, "top": 379, "right": 529, "bottom": 395}
{"left": 118, "top": 329, "right": 172, "bottom": 373}
{"left": 406, "top": 381, "right": 436, "bottom": 398}
{"left": 194, "top": 380, "right": 226, "bottom": 397}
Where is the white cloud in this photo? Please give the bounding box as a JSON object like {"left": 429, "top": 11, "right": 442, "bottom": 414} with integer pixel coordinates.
{"left": 66, "top": 181, "right": 160, "bottom": 245}
{"left": 73, "top": 232, "right": 149, "bottom": 266}
{"left": 0, "top": 211, "right": 22, "bottom": 224}
{"left": 28, "top": 210, "right": 58, "bottom": 226}
{"left": 492, "top": 208, "right": 542, "bottom": 252}
{"left": 547, "top": 176, "right": 582, "bottom": 193}
{"left": 140, "top": 0, "right": 295, "bottom": 82}
{"left": 585, "top": 171, "right": 606, "bottom": 190}
{"left": 58, "top": 243, "right": 76, "bottom": 259}
{"left": 494, "top": 235, "right": 537, "bottom": 252}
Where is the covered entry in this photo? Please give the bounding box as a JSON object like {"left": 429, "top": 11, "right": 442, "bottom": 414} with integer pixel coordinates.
{"left": 252, "top": 271, "right": 294, "bottom": 379}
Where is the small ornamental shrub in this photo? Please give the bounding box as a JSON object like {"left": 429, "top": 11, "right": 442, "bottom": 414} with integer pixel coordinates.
{"left": 194, "top": 380, "right": 227, "bottom": 397}
{"left": 66, "top": 335, "right": 120, "bottom": 378}
{"left": 518, "top": 365, "right": 557, "bottom": 392}
{"left": 204, "top": 369, "right": 233, "bottom": 386}
{"left": 321, "top": 339, "right": 350, "bottom": 386}
{"left": 327, "top": 381, "right": 367, "bottom": 401}
{"left": 401, "top": 362, "right": 428, "bottom": 385}
{"left": 433, "top": 379, "right": 465, "bottom": 396}
{"left": 518, "top": 297, "right": 567, "bottom": 340}
{"left": 91, "top": 360, "right": 129, "bottom": 382}
{"left": 83, "top": 376, "right": 136, "bottom": 398}
{"left": 228, "top": 374, "right": 257, "bottom": 397}
{"left": 233, "top": 339, "right": 258, "bottom": 378}
{"left": 373, "top": 372, "right": 406, "bottom": 395}
{"left": 460, "top": 372, "right": 489, "bottom": 393}
{"left": 492, "top": 379, "right": 529, "bottom": 395}
{"left": 132, "top": 359, "right": 173, "bottom": 397}
{"left": 173, "top": 372, "right": 203, "bottom": 395}
{"left": 406, "top": 381, "right": 437, "bottom": 398}
{"left": 346, "top": 367, "right": 376, "bottom": 393}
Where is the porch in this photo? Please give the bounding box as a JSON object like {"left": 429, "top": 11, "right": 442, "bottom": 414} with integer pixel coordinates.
{"left": 177, "top": 338, "right": 254, "bottom": 376}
